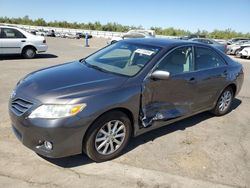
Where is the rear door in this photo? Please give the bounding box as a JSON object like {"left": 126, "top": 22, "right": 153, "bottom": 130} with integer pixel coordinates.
{"left": 192, "top": 46, "right": 229, "bottom": 110}
{"left": 1, "top": 28, "right": 26, "bottom": 54}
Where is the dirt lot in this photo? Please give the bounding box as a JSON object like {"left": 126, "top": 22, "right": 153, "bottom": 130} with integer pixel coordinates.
{"left": 0, "top": 37, "right": 249, "bottom": 188}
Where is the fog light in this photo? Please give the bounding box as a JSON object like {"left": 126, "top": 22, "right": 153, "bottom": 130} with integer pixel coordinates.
{"left": 44, "top": 141, "right": 53, "bottom": 150}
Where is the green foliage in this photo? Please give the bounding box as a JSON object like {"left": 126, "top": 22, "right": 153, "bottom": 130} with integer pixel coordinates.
{"left": 207, "top": 28, "right": 250, "bottom": 39}
{"left": 0, "top": 16, "right": 249, "bottom": 39}
{"left": 150, "top": 27, "right": 191, "bottom": 36}
{"left": 0, "top": 16, "right": 134, "bottom": 32}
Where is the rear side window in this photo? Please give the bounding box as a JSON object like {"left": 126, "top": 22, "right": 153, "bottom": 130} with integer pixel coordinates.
{"left": 156, "top": 46, "right": 194, "bottom": 75}
{"left": 2, "top": 28, "right": 26, "bottom": 38}
{"left": 195, "top": 47, "right": 226, "bottom": 70}
{"left": 201, "top": 39, "right": 213, "bottom": 44}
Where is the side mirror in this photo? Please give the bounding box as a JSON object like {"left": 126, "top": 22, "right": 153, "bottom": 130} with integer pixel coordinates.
{"left": 150, "top": 70, "right": 170, "bottom": 80}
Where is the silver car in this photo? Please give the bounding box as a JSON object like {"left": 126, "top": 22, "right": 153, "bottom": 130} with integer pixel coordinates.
{"left": 0, "top": 26, "right": 48, "bottom": 58}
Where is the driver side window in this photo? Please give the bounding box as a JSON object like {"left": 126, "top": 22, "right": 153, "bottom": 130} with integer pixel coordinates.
{"left": 156, "top": 46, "right": 194, "bottom": 75}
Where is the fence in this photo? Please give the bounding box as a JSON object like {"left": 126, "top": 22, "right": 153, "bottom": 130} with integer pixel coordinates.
{"left": 0, "top": 23, "right": 176, "bottom": 39}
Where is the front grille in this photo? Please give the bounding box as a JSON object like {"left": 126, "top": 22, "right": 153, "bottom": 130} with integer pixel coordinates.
{"left": 11, "top": 98, "right": 33, "bottom": 116}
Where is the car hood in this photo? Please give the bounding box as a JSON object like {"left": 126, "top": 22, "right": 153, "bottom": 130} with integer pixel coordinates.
{"left": 15, "top": 61, "right": 128, "bottom": 103}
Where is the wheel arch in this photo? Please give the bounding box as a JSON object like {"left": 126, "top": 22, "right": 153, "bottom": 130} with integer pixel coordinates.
{"left": 21, "top": 45, "right": 37, "bottom": 54}
{"left": 226, "top": 83, "right": 237, "bottom": 97}
{"left": 82, "top": 107, "right": 135, "bottom": 151}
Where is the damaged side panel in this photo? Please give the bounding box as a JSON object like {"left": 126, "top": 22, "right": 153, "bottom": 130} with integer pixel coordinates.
{"left": 140, "top": 77, "right": 195, "bottom": 128}
{"left": 141, "top": 102, "right": 190, "bottom": 127}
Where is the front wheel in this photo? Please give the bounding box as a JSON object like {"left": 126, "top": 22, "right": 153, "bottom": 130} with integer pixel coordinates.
{"left": 235, "top": 49, "right": 241, "bottom": 57}
{"left": 84, "top": 111, "right": 131, "bottom": 162}
{"left": 211, "top": 87, "right": 234, "bottom": 116}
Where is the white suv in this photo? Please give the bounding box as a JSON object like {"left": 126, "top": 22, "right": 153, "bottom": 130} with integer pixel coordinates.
{"left": 0, "top": 26, "right": 48, "bottom": 58}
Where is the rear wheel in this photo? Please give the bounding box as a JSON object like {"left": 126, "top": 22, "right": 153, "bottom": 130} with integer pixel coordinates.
{"left": 22, "top": 47, "right": 36, "bottom": 59}
{"left": 211, "top": 87, "right": 234, "bottom": 116}
{"left": 84, "top": 111, "right": 131, "bottom": 162}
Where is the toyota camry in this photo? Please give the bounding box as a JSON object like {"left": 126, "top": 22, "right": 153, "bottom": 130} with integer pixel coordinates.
{"left": 9, "top": 38, "right": 244, "bottom": 162}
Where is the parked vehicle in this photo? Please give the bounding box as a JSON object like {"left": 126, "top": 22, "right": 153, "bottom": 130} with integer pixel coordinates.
{"left": 189, "top": 38, "right": 227, "bottom": 53}
{"left": 76, "top": 32, "right": 93, "bottom": 39}
{"left": 214, "top": 39, "right": 228, "bottom": 45}
{"left": 64, "top": 32, "right": 77, "bottom": 39}
{"left": 227, "top": 38, "right": 250, "bottom": 45}
{"left": 9, "top": 38, "right": 244, "bottom": 162}
{"left": 238, "top": 47, "right": 250, "bottom": 59}
{"left": 28, "top": 29, "right": 37, "bottom": 35}
{"left": 179, "top": 34, "right": 206, "bottom": 40}
{"left": 227, "top": 40, "right": 250, "bottom": 55}
{"left": 108, "top": 30, "right": 155, "bottom": 44}
{"left": 47, "top": 30, "right": 56, "bottom": 37}
{"left": 0, "top": 26, "right": 48, "bottom": 58}
{"left": 55, "top": 32, "right": 62, "bottom": 38}
{"left": 36, "top": 29, "right": 48, "bottom": 36}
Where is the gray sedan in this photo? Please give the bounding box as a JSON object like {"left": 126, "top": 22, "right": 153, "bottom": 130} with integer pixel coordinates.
{"left": 9, "top": 38, "right": 244, "bottom": 162}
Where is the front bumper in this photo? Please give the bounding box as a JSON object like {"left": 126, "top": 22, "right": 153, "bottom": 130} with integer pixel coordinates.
{"left": 9, "top": 104, "right": 92, "bottom": 158}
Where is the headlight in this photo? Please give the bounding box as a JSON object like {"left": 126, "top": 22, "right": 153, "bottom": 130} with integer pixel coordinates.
{"left": 29, "top": 104, "right": 87, "bottom": 119}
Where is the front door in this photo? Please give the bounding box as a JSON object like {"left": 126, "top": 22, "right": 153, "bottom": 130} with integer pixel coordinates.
{"left": 141, "top": 46, "right": 198, "bottom": 127}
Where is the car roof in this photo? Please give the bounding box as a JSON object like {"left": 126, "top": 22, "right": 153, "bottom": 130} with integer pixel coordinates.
{"left": 191, "top": 38, "right": 210, "bottom": 40}
{"left": 0, "top": 25, "right": 17, "bottom": 28}
{"left": 0, "top": 25, "right": 21, "bottom": 29}
{"left": 122, "top": 38, "right": 203, "bottom": 48}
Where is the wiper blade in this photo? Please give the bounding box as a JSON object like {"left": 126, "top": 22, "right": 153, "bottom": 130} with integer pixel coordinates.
{"left": 79, "top": 58, "right": 85, "bottom": 63}
{"left": 83, "top": 60, "right": 111, "bottom": 74}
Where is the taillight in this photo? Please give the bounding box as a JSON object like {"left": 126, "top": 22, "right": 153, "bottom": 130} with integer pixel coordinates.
{"left": 43, "top": 39, "right": 46, "bottom": 44}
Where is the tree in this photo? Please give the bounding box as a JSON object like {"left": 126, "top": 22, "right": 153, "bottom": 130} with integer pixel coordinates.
{"left": 0, "top": 16, "right": 249, "bottom": 39}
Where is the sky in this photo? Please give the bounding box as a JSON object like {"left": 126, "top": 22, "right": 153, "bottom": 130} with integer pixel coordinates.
{"left": 0, "top": 0, "right": 249, "bottom": 33}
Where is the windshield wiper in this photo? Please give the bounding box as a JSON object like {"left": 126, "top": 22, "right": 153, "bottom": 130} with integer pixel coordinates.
{"left": 79, "top": 58, "right": 85, "bottom": 63}
{"left": 81, "top": 59, "right": 111, "bottom": 74}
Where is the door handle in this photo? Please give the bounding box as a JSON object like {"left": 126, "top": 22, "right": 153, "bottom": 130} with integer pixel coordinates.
{"left": 21, "top": 40, "right": 26, "bottom": 42}
{"left": 188, "top": 77, "right": 197, "bottom": 84}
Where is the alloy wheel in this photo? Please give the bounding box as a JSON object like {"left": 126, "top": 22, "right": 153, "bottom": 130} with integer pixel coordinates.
{"left": 218, "top": 90, "right": 232, "bottom": 112}
{"left": 95, "top": 120, "right": 126, "bottom": 155}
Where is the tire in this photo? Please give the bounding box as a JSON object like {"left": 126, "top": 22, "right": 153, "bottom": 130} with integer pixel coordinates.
{"left": 235, "top": 49, "right": 241, "bottom": 57}
{"left": 84, "top": 111, "right": 131, "bottom": 162}
{"left": 22, "top": 47, "right": 36, "bottom": 59}
{"left": 211, "top": 87, "right": 234, "bottom": 116}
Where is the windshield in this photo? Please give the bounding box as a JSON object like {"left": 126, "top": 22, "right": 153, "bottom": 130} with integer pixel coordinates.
{"left": 84, "top": 42, "right": 161, "bottom": 76}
